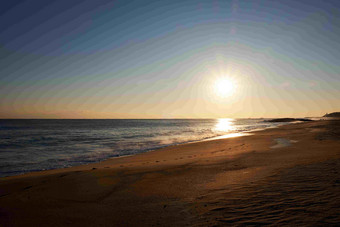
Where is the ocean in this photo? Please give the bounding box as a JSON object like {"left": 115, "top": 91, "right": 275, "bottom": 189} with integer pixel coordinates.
{"left": 0, "top": 119, "right": 290, "bottom": 177}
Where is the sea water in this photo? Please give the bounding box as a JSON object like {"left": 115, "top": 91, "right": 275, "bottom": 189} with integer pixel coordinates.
{"left": 0, "top": 119, "right": 289, "bottom": 177}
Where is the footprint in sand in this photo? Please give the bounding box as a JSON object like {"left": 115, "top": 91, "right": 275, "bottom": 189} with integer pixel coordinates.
{"left": 23, "top": 186, "right": 32, "bottom": 190}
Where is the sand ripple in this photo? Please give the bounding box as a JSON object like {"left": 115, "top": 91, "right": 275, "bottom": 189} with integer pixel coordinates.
{"left": 199, "top": 159, "right": 340, "bottom": 226}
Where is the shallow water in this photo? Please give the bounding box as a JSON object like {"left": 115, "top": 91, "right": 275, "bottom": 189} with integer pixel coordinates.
{"left": 0, "top": 118, "right": 289, "bottom": 177}
{"left": 271, "top": 138, "right": 298, "bottom": 149}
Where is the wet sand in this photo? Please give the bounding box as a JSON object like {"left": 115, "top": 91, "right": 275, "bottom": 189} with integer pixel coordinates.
{"left": 1, "top": 120, "right": 340, "bottom": 226}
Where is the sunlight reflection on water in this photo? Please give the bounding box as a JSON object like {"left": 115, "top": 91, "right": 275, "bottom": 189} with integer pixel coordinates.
{"left": 215, "top": 118, "right": 235, "bottom": 132}
{"left": 206, "top": 118, "right": 251, "bottom": 141}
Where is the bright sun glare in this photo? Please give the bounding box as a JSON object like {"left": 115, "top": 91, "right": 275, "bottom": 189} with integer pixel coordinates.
{"left": 214, "top": 77, "right": 235, "bottom": 97}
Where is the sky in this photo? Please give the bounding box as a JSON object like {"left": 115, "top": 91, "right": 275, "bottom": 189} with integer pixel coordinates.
{"left": 0, "top": 0, "right": 339, "bottom": 119}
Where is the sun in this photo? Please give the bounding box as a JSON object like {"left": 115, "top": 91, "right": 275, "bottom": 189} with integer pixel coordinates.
{"left": 214, "top": 77, "right": 235, "bottom": 97}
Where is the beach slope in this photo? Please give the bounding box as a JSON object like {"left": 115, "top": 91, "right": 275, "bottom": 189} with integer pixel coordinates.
{"left": 1, "top": 120, "right": 340, "bottom": 226}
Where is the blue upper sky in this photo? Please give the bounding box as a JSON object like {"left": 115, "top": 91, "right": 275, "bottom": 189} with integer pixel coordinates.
{"left": 1, "top": 0, "right": 340, "bottom": 118}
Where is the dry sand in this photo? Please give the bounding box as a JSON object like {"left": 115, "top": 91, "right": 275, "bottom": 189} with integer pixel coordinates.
{"left": 0, "top": 120, "right": 339, "bottom": 226}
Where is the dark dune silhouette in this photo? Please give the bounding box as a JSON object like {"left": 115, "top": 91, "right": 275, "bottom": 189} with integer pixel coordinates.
{"left": 324, "top": 112, "right": 340, "bottom": 118}
{"left": 265, "top": 118, "right": 313, "bottom": 123}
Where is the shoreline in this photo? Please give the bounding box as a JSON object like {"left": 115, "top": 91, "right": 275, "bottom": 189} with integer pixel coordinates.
{"left": 0, "top": 120, "right": 325, "bottom": 180}
{"left": 1, "top": 120, "right": 292, "bottom": 179}
{"left": 1, "top": 119, "right": 339, "bottom": 226}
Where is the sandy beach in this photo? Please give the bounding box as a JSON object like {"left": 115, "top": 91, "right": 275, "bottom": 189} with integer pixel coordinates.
{"left": 1, "top": 119, "right": 339, "bottom": 226}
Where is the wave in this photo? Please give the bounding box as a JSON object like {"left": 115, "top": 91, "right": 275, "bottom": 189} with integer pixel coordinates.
{"left": 0, "top": 119, "right": 289, "bottom": 177}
